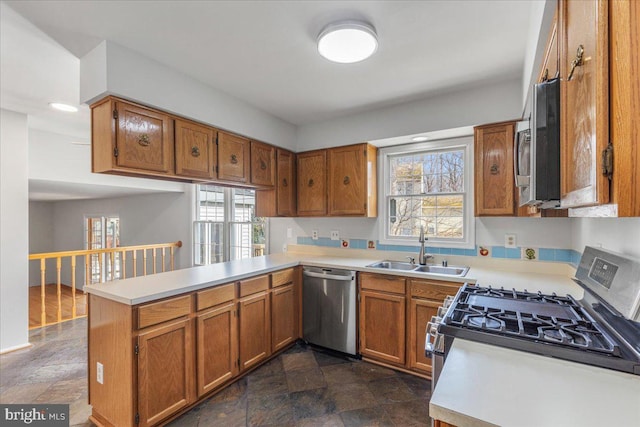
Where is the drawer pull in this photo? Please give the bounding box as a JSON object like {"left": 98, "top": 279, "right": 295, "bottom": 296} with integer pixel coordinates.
{"left": 138, "top": 134, "right": 150, "bottom": 147}
{"left": 567, "top": 45, "right": 584, "bottom": 81}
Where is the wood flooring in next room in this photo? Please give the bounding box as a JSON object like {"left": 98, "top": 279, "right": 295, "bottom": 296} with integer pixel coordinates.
{"left": 0, "top": 317, "right": 432, "bottom": 427}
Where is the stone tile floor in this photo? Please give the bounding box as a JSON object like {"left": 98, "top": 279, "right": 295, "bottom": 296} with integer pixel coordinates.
{"left": 0, "top": 318, "right": 432, "bottom": 426}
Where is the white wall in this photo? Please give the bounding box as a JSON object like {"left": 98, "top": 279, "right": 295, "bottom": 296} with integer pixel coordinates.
{"left": 81, "top": 41, "right": 297, "bottom": 151}
{"left": 295, "top": 78, "right": 523, "bottom": 150}
{"left": 1, "top": 109, "right": 30, "bottom": 352}
{"left": 29, "top": 201, "right": 55, "bottom": 286}
{"left": 571, "top": 218, "right": 640, "bottom": 259}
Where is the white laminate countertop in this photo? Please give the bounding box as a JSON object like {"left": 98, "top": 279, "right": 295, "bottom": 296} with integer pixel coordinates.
{"left": 429, "top": 339, "right": 640, "bottom": 427}
{"left": 84, "top": 253, "right": 583, "bottom": 305}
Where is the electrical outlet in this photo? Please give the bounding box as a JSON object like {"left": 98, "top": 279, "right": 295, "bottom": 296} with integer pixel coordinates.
{"left": 282, "top": 244, "right": 287, "bottom": 253}
{"left": 97, "top": 362, "right": 104, "bottom": 384}
{"left": 505, "top": 234, "right": 517, "bottom": 248}
{"left": 330, "top": 230, "right": 340, "bottom": 240}
{"left": 312, "top": 230, "right": 318, "bottom": 240}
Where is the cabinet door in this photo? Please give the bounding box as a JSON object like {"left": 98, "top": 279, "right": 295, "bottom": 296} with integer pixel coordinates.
{"left": 115, "top": 101, "right": 173, "bottom": 174}
{"left": 196, "top": 302, "right": 237, "bottom": 397}
{"left": 559, "top": 0, "right": 609, "bottom": 208}
{"left": 474, "top": 122, "right": 516, "bottom": 216}
{"left": 238, "top": 291, "right": 271, "bottom": 371}
{"left": 175, "top": 119, "right": 216, "bottom": 179}
{"left": 539, "top": 12, "right": 558, "bottom": 84}
{"left": 277, "top": 149, "right": 296, "bottom": 216}
{"left": 359, "top": 289, "right": 406, "bottom": 365}
{"left": 251, "top": 141, "right": 276, "bottom": 186}
{"left": 218, "top": 132, "right": 250, "bottom": 183}
{"left": 271, "top": 283, "right": 296, "bottom": 352}
{"left": 297, "top": 150, "right": 327, "bottom": 216}
{"left": 328, "top": 144, "right": 366, "bottom": 216}
{"left": 408, "top": 298, "right": 440, "bottom": 374}
{"left": 137, "top": 319, "right": 194, "bottom": 427}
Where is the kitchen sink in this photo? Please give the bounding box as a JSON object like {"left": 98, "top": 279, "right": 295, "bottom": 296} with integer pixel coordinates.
{"left": 366, "top": 260, "right": 469, "bottom": 277}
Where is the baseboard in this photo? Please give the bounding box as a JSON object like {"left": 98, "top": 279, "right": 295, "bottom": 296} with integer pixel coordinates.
{"left": 0, "top": 342, "right": 32, "bottom": 355}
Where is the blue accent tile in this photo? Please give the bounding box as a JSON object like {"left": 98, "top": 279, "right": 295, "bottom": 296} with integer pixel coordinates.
{"left": 539, "top": 248, "right": 555, "bottom": 261}
{"left": 555, "top": 249, "right": 572, "bottom": 262}
{"left": 439, "top": 248, "right": 452, "bottom": 255}
{"left": 451, "top": 248, "right": 466, "bottom": 256}
{"left": 464, "top": 249, "right": 477, "bottom": 257}
{"left": 377, "top": 244, "right": 388, "bottom": 251}
{"left": 571, "top": 250, "right": 581, "bottom": 265}
{"left": 350, "top": 239, "right": 366, "bottom": 249}
{"left": 506, "top": 248, "right": 521, "bottom": 259}
{"left": 427, "top": 247, "right": 440, "bottom": 254}
{"left": 492, "top": 246, "right": 506, "bottom": 258}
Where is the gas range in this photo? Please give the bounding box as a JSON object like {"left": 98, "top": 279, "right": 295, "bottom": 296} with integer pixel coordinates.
{"left": 429, "top": 246, "right": 640, "bottom": 376}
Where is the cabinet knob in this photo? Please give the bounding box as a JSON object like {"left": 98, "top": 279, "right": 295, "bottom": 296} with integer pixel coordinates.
{"left": 567, "top": 45, "right": 584, "bottom": 81}
{"left": 490, "top": 164, "right": 499, "bottom": 175}
{"left": 308, "top": 178, "right": 314, "bottom": 187}
{"left": 137, "top": 134, "right": 150, "bottom": 147}
{"left": 191, "top": 146, "right": 200, "bottom": 157}
{"left": 282, "top": 178, "right": 288, "bottom": 187}
{"left": 343, "top": 176, "right": 350, "bottom": 185}
{"left": 230, "top": 154, "right": 238, "bottom": 164}
{"left": 260, "top": 160, "right": 267, "bottom": 170}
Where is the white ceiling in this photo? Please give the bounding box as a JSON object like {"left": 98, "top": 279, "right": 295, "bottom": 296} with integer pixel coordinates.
{"left": 1, "top": 0, "right": 535, "bottom": 201}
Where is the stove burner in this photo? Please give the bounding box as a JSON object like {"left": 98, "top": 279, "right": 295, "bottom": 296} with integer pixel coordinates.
{"left": 467, "top": 314, "right": 503, "bottom": 329}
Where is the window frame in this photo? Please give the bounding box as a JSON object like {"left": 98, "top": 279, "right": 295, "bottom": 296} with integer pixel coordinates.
{"left": 377, "top": 136, "right": 475, "bottom": 249}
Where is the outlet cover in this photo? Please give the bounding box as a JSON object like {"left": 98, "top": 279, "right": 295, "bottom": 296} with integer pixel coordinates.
{"left": 330, "top": 230, "right": 340, "bottom": 240}
{"left": 311, "top": 230, "right": 318, "bottom": 240}
{"left": 505, "top": 234, "right": 517, "bottom": 248}
{"left": 97, "top": 362, "right": 104, "bottom": 384}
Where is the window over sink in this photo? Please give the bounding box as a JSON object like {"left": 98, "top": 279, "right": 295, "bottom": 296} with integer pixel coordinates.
{"left": 379, "top": 136, "right": 475, "bottom": 248}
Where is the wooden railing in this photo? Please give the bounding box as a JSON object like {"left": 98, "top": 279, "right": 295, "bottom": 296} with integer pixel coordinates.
{"left": 28, "top": 241, "right": 182, "bottom": 329}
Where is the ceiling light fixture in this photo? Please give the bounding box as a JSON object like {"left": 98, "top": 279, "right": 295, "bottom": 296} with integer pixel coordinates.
{"left": 317, "top": 20, "right": 378, "bottom": 64}
{"left": 412, "top": 136, "right": 429, "bottom": 142}
{"left": 49, "top": 102, "right": 78, "bottom": 113}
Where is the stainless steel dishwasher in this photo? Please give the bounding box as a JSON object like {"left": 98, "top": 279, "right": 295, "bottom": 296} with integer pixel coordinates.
{"left": 302, "top": 266, "right": 356, "bottom": 356}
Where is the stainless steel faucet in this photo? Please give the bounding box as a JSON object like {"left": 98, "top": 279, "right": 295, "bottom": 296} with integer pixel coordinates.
{"left": 418, "top": 225, "right": 432, "bottom": 265}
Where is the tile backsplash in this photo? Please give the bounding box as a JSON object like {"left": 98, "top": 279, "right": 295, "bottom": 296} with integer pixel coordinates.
{"left": 296, "top": 236, "right": 582, "bottom": 267}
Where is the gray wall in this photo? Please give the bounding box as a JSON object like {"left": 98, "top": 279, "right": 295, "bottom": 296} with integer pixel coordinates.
{"left": 29, "top": 201, "right": 55, "bottom": 286}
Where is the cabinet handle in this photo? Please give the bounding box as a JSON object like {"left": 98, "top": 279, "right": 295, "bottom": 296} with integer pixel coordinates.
{"left": 282, "top": 178, "right": 288, "bottom": 187}
{"left": 138, "top": 134, "right": 150, "bottom": 147}
{"left": 490, "top": 164, "right": 499, "bottom": 175}
{"left": 230, "top": 154, "right": 238, "bottom": 164}
{"left": 343, "top": 176, "right": 350, "bottom": 185}
{"left": 567, "top": 45, "right": 584, "bottom": 81}
{"left": 260, "top": 160, "right": 267, "bottom": 170}
{"left": 308, "top": 178, "right": 314, "bottom": 187}
{"left": 191, "top": 146, "right": 200, "bottom": 157}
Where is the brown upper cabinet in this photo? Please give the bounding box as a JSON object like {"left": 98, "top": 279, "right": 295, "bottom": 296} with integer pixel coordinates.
{"left": 297, "top": 150, "right": 327, "bottom": 216}
{"left": 327, "top": 144, "right": 377, "bottom": 217}
{"left": 217, "top": 131, "right": 250, "bottom": 184}
{"left": 174, "top": 119, "right": 217, "bottom": 180}
{"left": 92, "top": 97, "right": 174, "bottom": 177}
{"left": 539, "top": 11, "right": 558, "bottom": 84}
{"left": 474, "top": 121, "right": 516, "bottom": 216}
{"left": 254, "top": 148, "right": 296, "bottom": 217}
{"left": 250, "top": 141, "right": 276, "bottom": 187}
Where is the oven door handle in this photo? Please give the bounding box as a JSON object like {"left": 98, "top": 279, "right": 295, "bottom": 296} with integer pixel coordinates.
{"left": 424, "top": 321, "right": 439, "bottom": 356}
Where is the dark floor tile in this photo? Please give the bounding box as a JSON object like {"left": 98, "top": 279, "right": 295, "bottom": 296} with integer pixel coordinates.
{"left": 284, "top": 342, "right": 310, "bottom": 354}
{"left": 251, "top": 357, "right": 284, "bottom": 379}
{"left": 0, "top": 382, "right": 53, "bottom": 403}
{"left": 321, "top": 364, "right": 363, "bottom": 386}
{"left": 291, "top": 388, "right": 337, "bottom": 421}
{"left": 367, "top": 377, "right": 418, "bottom": 404}
{"left": 282, "top": 352, "right": 319, "bottom": 372}
{"left": 339, "top": 406, "right": 394, "bottom": 427}
{"left": 198, "top": 395, "right": 247, "bottom": 427}
{"left": 328, "top": 382, "right": 378, "bottom": 413}
{"left": 248, "top": 393, "right": 294, "bottom": 426}
{"left": 208, "top": 377, "right": 248, "bottom": 403}
{"left": 286, "top": 367, "right": 327, "bottom": 392}
{"left": 351, "top": 362, "right": 397, "bottom": 382}
{"left": 312, "top": 350, "right": 351, "bottom": 367}
{"left": 383, "top": 399, "right": 431, "bottom": 426}
{"left": 296, "top": 414, "right": 345, "bottom": 427}
{"left": 397, "top": 373, "right": 431, "bottom": 399}
{"left": 247, "top": 371, "right": 289, "bottom": 397}
{"left": 23, "top": 362, "right": 86, "bottom": 385}
{"left": 34, "top": 377, "right": 87, "bottom": 403}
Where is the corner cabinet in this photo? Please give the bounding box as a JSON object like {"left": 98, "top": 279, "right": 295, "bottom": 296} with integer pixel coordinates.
{"left": 255, "top": 148, "right": 296, "bottom": 217}
{"left": 327, "top": 144, "right": 377, "bottom": 217}
{"left": 474, "top": 121, "right": 516, "bottom": 216}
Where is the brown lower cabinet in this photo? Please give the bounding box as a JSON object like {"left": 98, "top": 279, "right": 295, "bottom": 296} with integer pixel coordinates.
{"left": 88, "top": 267, "right": 300, "bottom": 427}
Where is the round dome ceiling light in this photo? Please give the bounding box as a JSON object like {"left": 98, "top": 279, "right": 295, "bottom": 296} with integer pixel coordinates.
{"left": 49, "top": 102, "right": 78, "bottom": 113}
{"left": 412, "top": 136, "right": 429, "bottom": 142}
{"left": 317, "top": 20, "right": 378, "bottom": 64}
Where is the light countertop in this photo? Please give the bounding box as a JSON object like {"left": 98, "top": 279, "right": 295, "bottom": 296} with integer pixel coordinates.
{"left": 429, "top": 339, "right": 640, "bottom": 427}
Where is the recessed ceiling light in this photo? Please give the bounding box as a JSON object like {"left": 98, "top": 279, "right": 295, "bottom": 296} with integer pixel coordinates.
{"left": 49, "top": 102, "right": 78, "bottom": 113}
{"left": 412, "top": 136, "right": 429, "bottom": 142}
{"left": 317, "top": 20, "right": 378, "bottom": 64}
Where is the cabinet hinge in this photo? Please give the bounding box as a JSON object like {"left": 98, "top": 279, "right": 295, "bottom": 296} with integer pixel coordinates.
{"left": 113, "top": 147, "right": 119, "bottom": 157}
{"left": 237, "top": 358, "right": 241, "bottom": 367}
{"left": 216, "top": 134, "right": 219, "bottom": 145}
{"left": 364, "top": 202, "right": 367, "bottom": 210}
{"left": 134, "top": 344, "right": 139, "bottom": 356}
{"left": 113, "top": 109, "right": 118, "bottom": 120}
{"left": 364, "top": 149, "right": 367, "bottom": 157}
{"left": 602, "top": 143, "right": 613, "bottom": 180}
{"left": 135, "top": 413, "right": 139, "bottom": 425}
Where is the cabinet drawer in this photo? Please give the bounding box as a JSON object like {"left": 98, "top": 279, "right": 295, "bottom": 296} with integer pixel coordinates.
{"left": 137, "top": 295, "right": 191, "bottom": 329}
{"left": 410, "top": 280, "right": 461, "bottom": 301}
{"left": 360, "top": 273, "right": 405, "bottom": 295}
{"left": 239, "top": 275, "right": 269, "bottom": 297}
{"left": 196, "top": 283, "right": 235, "bottom": 311}
{"left": 271, "top": 268, "right": 295, "bottom": 288}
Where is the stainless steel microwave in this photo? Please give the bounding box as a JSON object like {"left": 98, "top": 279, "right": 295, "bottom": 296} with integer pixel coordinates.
{"left": 514, "top": 78, "right": 561, "bottom": 208}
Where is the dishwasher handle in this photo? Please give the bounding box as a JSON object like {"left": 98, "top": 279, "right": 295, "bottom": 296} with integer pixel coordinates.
{"left": 303, "top": 270, "right": 353, "bottom": 281}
